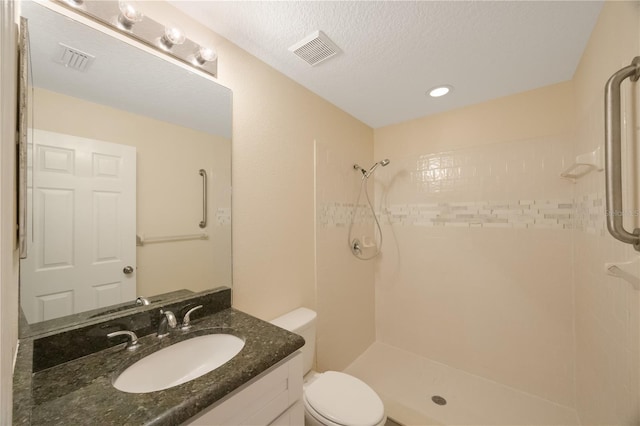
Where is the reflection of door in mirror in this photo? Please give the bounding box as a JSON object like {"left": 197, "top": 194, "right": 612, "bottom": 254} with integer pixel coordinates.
{"left": 20, "top": 129, "right": 136, "bottom": 323}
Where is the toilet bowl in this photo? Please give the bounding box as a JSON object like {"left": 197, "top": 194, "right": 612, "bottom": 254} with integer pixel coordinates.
{"left": 271, "top": 308, "right": 386, "bottom": 426}
{"left": 303, "top": 371, "right": 386, "bottom": 426}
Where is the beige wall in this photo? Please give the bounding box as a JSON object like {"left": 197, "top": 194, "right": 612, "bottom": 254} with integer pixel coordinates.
{"left": 373, "top": 82, "right": 577, "bottom": 406}
{"left": 572, "top": 1, "right": 640, "bottom": 423}
{"left": 136, "top": 2, "right": 376, "bottom": 370}
{"left": 32, "top": 87, "right": 232, "bottom": 299}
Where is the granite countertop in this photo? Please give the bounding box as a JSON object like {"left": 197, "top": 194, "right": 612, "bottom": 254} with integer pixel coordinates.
{"left": 14, "top": 308, "right": 305, "bottom": 425}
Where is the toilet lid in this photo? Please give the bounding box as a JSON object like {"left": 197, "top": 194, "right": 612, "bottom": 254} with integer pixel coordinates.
{"left": 305, "top": 371, "right": 384, "bottom": 426}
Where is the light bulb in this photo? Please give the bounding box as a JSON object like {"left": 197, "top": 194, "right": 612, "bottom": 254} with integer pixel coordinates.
{"left": 161, "top": 26, "right": 186, "bottom": 49}
{"left": 117, "top": 1, "right": 143, "bottom": 30}
{"left": 195, "top": 46, "right": 217, "bottom": 65}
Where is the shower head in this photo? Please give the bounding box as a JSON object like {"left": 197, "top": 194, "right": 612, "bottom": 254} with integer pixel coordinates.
{"left": 366, "top": 159, "right": 391, "bottom": 177}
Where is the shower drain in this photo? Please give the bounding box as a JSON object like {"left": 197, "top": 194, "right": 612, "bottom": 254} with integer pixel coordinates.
{"left": 431, "top": 395, "right": 447, "bottom": 406}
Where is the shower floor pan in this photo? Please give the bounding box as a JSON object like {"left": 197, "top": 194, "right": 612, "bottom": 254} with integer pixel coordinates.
{"left": 344, "top": 342, "right": 579, "bottom": 426}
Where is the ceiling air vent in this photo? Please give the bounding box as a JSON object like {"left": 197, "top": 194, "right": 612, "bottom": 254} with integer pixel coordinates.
{"left": 289, "top": 31, "right": 341, "bottom": 66}
{"left": 56, "top": 43, "right": 95, "bottom": 72}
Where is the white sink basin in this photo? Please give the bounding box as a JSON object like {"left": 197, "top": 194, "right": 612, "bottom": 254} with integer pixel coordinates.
{"left": 113, "top": 333, "right": 245, "bottom": 393}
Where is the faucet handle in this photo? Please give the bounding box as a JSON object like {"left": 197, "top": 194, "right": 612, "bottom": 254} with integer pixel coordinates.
{"left": 180, "top": 305, "right": 203, "bottom": 331}
{"left": 107, "top": 330, "right": 140, "bottom": 350}
{"left": 136, "top": 296, "right": 150, "bottom": 306}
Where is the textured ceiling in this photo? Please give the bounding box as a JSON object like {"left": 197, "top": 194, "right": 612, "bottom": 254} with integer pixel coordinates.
{"left": 170, "top": 0, "right": 603, "bottom": 129}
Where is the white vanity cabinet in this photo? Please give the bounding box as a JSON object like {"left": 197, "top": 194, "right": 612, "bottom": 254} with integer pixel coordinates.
{"left": 183, "top": 352, "right": 303, "bottom": 426}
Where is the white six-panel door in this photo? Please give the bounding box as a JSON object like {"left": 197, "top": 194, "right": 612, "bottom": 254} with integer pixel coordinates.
{"left": 20, "top": 129, "right": 136, "bottom": 323}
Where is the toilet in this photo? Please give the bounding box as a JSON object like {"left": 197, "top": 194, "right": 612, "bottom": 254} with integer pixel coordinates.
{"left": 271, "top": 308, "right": 386, "bottom": 426}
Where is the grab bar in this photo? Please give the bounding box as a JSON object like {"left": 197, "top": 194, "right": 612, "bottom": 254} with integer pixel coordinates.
{"left": 605, "top": 56, "right": 640, "bottom": 250}
{"left": 136, "top": 233, "right": 208, "bottom": 246}
{"left": 199, "top": 169, "right": 207, "bottom": 228}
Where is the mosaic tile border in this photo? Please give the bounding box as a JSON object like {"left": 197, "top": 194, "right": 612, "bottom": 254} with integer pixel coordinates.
{"left": 317, "top": 203, "right": 374, "bottom": 228}
{"left": 384, "top": 199, "right": 573, "bottom": 229}
{"left": 318, "top": 193, "right": 607, "bottom": 233}
{"left": 574, "top": 192, "right": 606, "bottom": 236}
{"left": 215, "top": 207, "right": 231, "bottom": 225}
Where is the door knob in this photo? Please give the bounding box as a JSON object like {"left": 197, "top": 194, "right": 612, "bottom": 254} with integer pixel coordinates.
{"left": 123, "top": 266, "right": 134, "bottom": 274}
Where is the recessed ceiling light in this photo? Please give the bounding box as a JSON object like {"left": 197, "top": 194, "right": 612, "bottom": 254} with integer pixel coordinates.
{"left": 428, "top": 85, "right": 453, "bottom": 98}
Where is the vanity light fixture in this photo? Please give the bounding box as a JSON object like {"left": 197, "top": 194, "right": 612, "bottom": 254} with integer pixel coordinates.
{"left": 428, "top": 85, "right": 453, "bottom": 98}
{"left": 194, "top": 46, "right": 217, "bottom": 66}
{"left": 52, "top": 0, "right": 218, "bottom": 78}
{"left": 160, "top": 26, "right": 186, "bottom": 50}
{"left": 117, "top": 1, "right": 143, "bottom": 31}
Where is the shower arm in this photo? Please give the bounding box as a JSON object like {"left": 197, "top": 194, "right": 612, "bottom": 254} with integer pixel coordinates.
{"left": 367, "top": 162, "right": 381, "bottom": 177}
{"left": 354, "top": 159, "right": 390, "bottom": 179}
{"left": 604, "top": 56, "right": 640, "bottom": 250}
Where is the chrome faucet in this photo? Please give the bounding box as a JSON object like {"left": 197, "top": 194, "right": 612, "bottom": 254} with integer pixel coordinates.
{"left": 157, "top": 309, "right": 177, "bottom": 338}
{"left": 107, "top": 330, "right": 140, "bottom": 350}
{"left": 180, "top": 305, "right": 203, "bottom": 331}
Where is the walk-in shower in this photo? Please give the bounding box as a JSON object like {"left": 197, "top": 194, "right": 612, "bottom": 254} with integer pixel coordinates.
{"left": 348, "top": 159, "right": 390, "bottom": 260}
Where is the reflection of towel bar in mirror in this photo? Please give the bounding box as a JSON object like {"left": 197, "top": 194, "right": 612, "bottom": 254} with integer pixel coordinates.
{"left": 560, "top": 146, "right": 603, "bottom": 182}
{"left": 136, "top": 233, "right": 209, "bottom": 246}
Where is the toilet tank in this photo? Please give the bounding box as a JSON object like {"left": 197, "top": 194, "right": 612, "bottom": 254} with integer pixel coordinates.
{"left": 270, "top": 308, "right": 316, "bottom": 375}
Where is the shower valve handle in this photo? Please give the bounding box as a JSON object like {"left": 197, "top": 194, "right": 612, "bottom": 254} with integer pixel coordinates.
{"left": 351, "top": 239, "right": 362, "bottom": 254}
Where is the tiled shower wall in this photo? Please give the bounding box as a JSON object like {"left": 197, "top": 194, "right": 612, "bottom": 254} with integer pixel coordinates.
{"left": 572, "top": 1, "right": 640, "bottom": 423}
{"left": 372, "top": 83, "right": 577, "bottom": 407}
{"left": 379, "top": 137, "right": 575, "bottom": 230}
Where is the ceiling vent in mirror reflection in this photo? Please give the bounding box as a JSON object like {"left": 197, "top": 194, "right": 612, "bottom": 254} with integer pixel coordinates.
{"left": 56, "top": 43, "right": 95, "bottom": 72}
{"left": 289, "top": 30, "right": 341, "bottom": 67}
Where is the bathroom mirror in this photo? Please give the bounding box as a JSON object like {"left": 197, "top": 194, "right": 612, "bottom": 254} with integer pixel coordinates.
{"left": 18, "top": 1, "right": 232, "bottom": 333}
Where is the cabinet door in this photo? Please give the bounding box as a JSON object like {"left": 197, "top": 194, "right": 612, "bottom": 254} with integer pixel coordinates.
{"left": 269, "top": 401, "right": 304, "bottom": 426}
{"left": 184, "top": 352, "right": 302, "bottom": 426}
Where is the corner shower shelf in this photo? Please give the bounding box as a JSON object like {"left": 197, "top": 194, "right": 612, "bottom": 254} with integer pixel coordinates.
{"left": 605, "top": 256, "right": 640, "bottom": 291}
{"left": 560, "top": 146, "right": 603, "bottom": 182}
